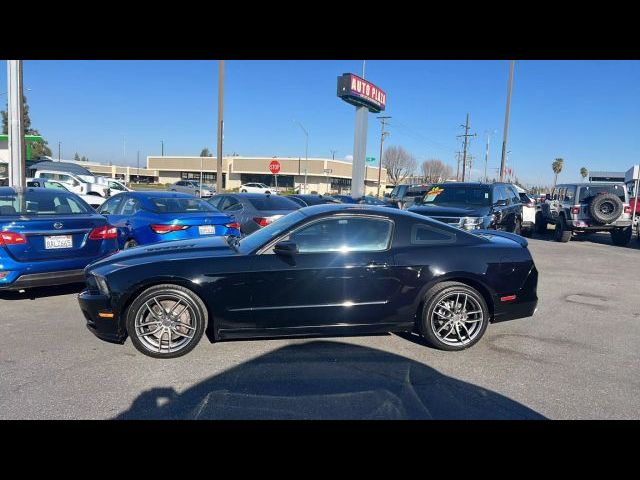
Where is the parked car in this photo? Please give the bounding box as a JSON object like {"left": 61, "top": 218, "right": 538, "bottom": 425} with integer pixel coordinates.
{"left": 518, "top": 192, "right": 536, "bottom": 237}
{"left": 79, "top": 204, "right": 539, "bottom": 359}
{"left": 239, "top": 183, "right": 277, "bottom": 194}
{"left": 169, "top": 180, "right": 215, "bottom": 197}
{"left": 97, "top": 192, "right": 240, "bottom": 249}
{"left": 408, "top": 183, "right": 524, "bottom": 233}
{"left": 287, "top": 194, "right": 341, "bottom": 207}
{"left": 26, "top": 178, "right": 106, "bottom": 210}
{"left": 333, "top": 195, "right": 398, "bottom": 208}
{"left": 208, "top": 193, "right": 300, "bottom": 235}
{"left": 0, "top": 187, "right": 118, "bottom": 290}
{"left": 535, "top": 182, "right": 632, "bottom": 245}
{"left": 96, "top": 177, "right": 132, "bottom": 194}
{"left": 34, "top": 170, "right": 110, "bottom": 198}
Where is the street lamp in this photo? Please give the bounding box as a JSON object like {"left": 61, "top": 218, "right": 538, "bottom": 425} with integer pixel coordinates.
{"left": 294, "top": 121, "right": 309, "bottom": 194}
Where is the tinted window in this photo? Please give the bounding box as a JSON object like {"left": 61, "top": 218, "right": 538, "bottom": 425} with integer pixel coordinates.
{"left": 423, "top": 185, "right": 491, "bottom": 206}
{"left": 248, "top": 196, "right": 299, "bottom": 211}
{"left": 99, "top": 195, "right": 125, "bottom": 215}
{"left": 149, "top": 197, "right": 218, "bottom": 213}
{"left": 411, "top": 224, "right": 457, "bottom": 245}
{"left": 509, "top": 187, "right": 520, "bottom": 204}
{"left": 579, "top": 185, "right": 625, "bottom": 202}
{"left": 120, "top": 197, "right": 142, "bottom": 216}
{"left": 208, "top": 195, "right": 224, "bottom": 210}
{"left": 289, "top": 217, "right": 393, "bottom": 253}
{"left": 0, "top": 190, "right": 92, "bottom": 215}
{"left": 239, "top": 211, "right": 307, "bottom": 253}
{"left": 221, "top": 197, "right": 243, "bottom": 211}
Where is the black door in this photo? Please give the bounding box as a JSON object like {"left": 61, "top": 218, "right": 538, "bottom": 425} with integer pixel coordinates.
{"left": 247, "top": 215, "right": 402, "bottom": 334}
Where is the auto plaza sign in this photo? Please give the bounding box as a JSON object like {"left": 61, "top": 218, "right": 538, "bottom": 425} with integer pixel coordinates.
{"left": 337, "top": 73, "right": 386, "bottom": 113}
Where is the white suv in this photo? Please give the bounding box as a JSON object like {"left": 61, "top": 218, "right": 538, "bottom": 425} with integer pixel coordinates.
{"left": 240, "top": 183, "right": 276, "bottom": 194}
{"left": 34, "top": 170, "right": 110, "bottom": 197}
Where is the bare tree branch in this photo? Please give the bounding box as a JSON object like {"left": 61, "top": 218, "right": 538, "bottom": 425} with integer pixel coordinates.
{"left": 383, "top": 146, "right": 417, "bottom": 186}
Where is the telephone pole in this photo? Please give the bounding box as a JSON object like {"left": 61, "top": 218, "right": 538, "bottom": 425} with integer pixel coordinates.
{"left": 376, "top": 116, "right": 391, "bottom": 197}
{"left": 330, "top": 149, "right": 337, "bottom": 160}
{"left": 500, "top": 61, "right": 516, "bottom": 182}
{"left": 455, "top": 151, "right": 462, "bottom": 181}
{"left": 457, "top": 113, "right": 476, "bottom": 182}
{"left": 216, "top": 60, "right": 225, "bottom": 193}
{"left": 484, "top": 131, "right": 490, "bottom": 183}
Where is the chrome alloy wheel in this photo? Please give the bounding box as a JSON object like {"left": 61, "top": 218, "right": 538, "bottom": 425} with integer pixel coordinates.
{"left": 430, "top": 292, "right": 484, "bottom": 347}
{"left": 134, "top": 294, "right": 197, "bottom": 354}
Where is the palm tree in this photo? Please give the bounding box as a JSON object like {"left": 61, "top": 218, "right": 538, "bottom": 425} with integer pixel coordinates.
{"left": 580, "top": 167, "right": 588, "bottom": 182}
{"left": 552, "top": 158, "right": 564, "bottom": 187}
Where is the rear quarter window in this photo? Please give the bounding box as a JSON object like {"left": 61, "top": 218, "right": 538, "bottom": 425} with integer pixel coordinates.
{"left": 411, "top": 223, "right": 457, "bottom": 245}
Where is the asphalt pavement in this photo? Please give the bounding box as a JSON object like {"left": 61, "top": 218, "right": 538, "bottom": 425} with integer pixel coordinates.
{"left": 1, "top": 231, "right": 639, "bottom": 419}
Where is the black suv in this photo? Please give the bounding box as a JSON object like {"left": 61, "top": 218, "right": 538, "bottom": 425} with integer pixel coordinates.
{"left": 536, "top": 182, "right": 632, "bottom": 245}
{"left": 385, "top": 183, "right": 431, "bottom": 209}
{"left": 408, "top": 182, "right": 524, "bottom": 233}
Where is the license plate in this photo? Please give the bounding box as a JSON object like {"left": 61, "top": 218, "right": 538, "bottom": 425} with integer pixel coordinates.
{"left": 44, "top": 235, "right": 73, "bottom": 249}
{"left": 198, "top": 225, "right": 216, "bottom": 235}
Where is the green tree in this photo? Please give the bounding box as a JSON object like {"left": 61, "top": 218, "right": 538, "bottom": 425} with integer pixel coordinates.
{"left": 2, "top": 95, "right": 52, "bottom": 158}
{"left": 200, "top": 147, "right": 213, "bottom": 157}
{"left": 74, "top": 153, "right": 81, "bottom": 162}
{"left": 580, "top": 167, "right": 588, "bottom": 181}
{"left": 552, "top": 157, "right": 564, "bottom": 187}
{"left": 81, "top": 155, "right": 87, "bottom": 162}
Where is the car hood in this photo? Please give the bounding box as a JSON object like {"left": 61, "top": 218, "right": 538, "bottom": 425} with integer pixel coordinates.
{"left": 87, "top": 236, "right": 238, "bottom": 274}
{"left": 408, "top": 204, "right": 490, "bottom": 217}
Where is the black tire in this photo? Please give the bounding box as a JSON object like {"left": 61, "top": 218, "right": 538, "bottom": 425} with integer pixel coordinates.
{"left": 241, "top": 189, "right": 247, "bottom": 193}
{"left": 554, "top": 217, "right": 572, "bottom": 243}
{"left": 512, "top": 217, "right": 522, "bottom": 235}
{"left": 419, "top": 282, "right": 490, "bottom": 352}
{"left": 611, "top": 226, "right": 632, "bottom": 246}
{"left": 589, "top": 193, "right": 623, "bottom": 225}
{"left": 535, "top": 212, "right": 548, "bottom": 234}
{"left": 126, "top": 284, "right": 208, "bottom": 359}
{"left": 265, "top": 191, "right": 271, "bottom": 195}
{"left": 124, "top": 239, "right": 138, "bottom": 249}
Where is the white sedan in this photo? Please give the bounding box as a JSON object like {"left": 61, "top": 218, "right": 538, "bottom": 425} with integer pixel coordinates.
{"left": 239, "top": 183, "right": 277, "bottom": 194}
{"left": 26, "top": 178, "right": 106, "bottom": 210}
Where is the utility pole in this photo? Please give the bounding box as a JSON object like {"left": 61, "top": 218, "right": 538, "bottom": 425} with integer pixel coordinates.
{"left": 216, "top": 60, "right": 225, "bottom": 193}
{"left": 483, "top": 131, "right": 491, "bottom": 183}
{"left": 7, "top": 60, "right": 26, "bottom": 188}
{"left": 457, "top": 113, "right": 476, "bottom": 182}
{"left": 295, "top": 121, "right": 309, "bottom": 194}
{"left": 58, "top": 142, "right": 61, "bottom": 161}
{"left": 500, "top": 60, "right": 516, "bottom": 182}
{"left": 137, "top": 150, "right": 140, "bottom": 181}
{"left": 161, "top": 140, "right": 164, "bottom": 156}
{"left": 455, "top": 151, "right": 462, "bottom": 181}
{"left": 376, "top": 116, "right": 391, "bottom": 197}
{"left": 330, "top": 150, "right": 337, "bottom": 160}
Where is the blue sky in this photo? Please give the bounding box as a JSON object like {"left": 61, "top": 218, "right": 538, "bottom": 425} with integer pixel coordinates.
{"left": 1, "top": 60, "right": 639, "bottom": 186}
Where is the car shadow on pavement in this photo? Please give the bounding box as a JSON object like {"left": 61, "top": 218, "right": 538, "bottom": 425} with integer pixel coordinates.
{"left": 529, "top": 230, "right": 640, "bottom": 249}
{"left": 0, "top": 283, "right": 85, "bottom": 301}
{"left": 114, "top": 340, "right": 546, "bottom": 420}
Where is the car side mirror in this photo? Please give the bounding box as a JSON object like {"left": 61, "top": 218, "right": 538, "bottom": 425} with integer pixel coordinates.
{"left": 274, "top": 240, "right": 298, "bottom": 256}
{"left": 494, "top": 199, "right": 507, "bottom": 207}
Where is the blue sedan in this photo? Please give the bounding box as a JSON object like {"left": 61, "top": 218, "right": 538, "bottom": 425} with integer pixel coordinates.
{"left": 97, "top": 191, "right": 240, "bottom": 249}
{"left": 0, "top": 186, "right": 119, "bottom": 290}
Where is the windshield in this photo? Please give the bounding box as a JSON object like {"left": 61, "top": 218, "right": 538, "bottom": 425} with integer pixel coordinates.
{"left": 0, "top": 190, "right": 93, "bottom": 215}
{"left": 148, "top": 197, "right": 219, "bottom": 213}
{"left": 238, "top": 211, "right": 306, "bottom": 253}
{"left": 421, "top": 185, "right": 491, "bottom": 206}
{"left": 578, "top": 185, "right": 626, "bottom": 203}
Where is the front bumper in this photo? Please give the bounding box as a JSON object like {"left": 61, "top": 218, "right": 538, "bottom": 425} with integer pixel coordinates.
{"left": 78, "top": 289, "right": 126, "bottom": 344}
{"left": 0, "top": 269, "right": 85, "bottom": 291}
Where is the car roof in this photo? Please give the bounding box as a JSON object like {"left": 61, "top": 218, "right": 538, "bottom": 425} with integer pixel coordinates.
{"left": 0, "top": 186, "right": 76, "bottom": 196}
{"left": 126, "top": 191, "right": 195, "bottom": 199}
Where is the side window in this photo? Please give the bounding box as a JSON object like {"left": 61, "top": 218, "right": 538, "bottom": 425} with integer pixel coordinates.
{"left": 558, "top": 188, "right": 565, "bottom": 202}
{"left": 209, "top": 196, "right": 224, "bottom": 210}
{"left": 510, "top": 187, "right": 520, "bottom": 204}
{"left": 120, "top": 197, "right": 142, "bottom": 216}
{"left": 564, "top": 186, "right": 576, "bottom": 202}
{"left": 493, "top": 187, "right": 507, "bottom": 205}
{"left": 411, "top": 224, "right": 457, "bottom": 245}
{"left": 289, "top": 217, "right": 393, "bottom": 253}
{"left": 99, "top": 195, "right": 125, "bottom": 215}
{"left": 224, "top": 198, "right": 243, "bottom": 212}
{"left": 552, "top": 188, "right": 559, "bottom": 201}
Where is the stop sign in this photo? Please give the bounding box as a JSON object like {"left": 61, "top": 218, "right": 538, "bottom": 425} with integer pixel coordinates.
{"left": 269, "top": 160, "right": 281, "bottom": 175}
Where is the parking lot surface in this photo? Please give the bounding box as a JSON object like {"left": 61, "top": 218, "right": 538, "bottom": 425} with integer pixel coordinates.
{"left": 1, "top": 232, "right": 639, "bottom": 419}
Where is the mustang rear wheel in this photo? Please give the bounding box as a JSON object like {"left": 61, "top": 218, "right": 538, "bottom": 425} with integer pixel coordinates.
{"left": 126, "top": 284, "right": 207, "bottom": 359}
{"left": 420, "top": 282, "right": 489, "bottom": 351}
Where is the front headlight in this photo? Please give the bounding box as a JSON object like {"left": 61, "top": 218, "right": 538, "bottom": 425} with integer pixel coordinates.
{"left": 94, "top": 275, "right": 110, "bottom": 295}
{"left": 461, "top": 217, "right": 483, "bottom": 230}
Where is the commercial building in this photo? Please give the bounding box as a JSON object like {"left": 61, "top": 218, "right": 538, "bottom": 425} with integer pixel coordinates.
{"left": 146, "top": 156, "right": 387, "bottom": 195}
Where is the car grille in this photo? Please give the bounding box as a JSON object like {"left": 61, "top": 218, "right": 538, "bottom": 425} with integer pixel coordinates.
{"left": 430, "top": 216, "right": 463, "bottom": 226}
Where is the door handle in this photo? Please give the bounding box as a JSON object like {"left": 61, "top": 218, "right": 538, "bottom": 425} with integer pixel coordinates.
{"left": 366, "top": 261, "right": 388, "bottom": 268}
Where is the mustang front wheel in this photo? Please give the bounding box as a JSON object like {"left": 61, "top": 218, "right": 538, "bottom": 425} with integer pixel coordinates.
{"left": 420, "top": 282, "right": 489, "bottom": 351}
{"left": 126, "top": 284, "right": 208, "bottom": 359}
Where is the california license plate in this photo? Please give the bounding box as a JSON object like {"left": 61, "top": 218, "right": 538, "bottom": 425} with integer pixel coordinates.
{"left": 44, "top": 235, "right": 73, "bottom": 249}
{"left": 198, "top": 225, "right": 216, "bottom": 235}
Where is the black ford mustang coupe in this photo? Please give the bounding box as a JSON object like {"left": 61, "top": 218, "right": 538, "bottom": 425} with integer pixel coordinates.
{"left": 79, "top": 204, "right": 538, "bottom": 359}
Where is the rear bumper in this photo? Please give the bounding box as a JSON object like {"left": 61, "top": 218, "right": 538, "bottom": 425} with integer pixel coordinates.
{"left": 492, "top": 265, "right": 538, "bottom": 323}
{"left": 0, "top": 269, "right": 85, "bottom": 290}
{"left": 567, "top": 219, "right": 632, "bottom": 229}
{"left": 78, "top": 289, "right": 126, "bottom": 344}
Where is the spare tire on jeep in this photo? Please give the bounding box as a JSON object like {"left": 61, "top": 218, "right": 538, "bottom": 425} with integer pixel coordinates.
{"left": 588, "top": 193, "right": 623, "bottom": 224}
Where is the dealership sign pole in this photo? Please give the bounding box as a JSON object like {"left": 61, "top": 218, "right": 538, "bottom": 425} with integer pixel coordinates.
{"left": 337, "top": 73, "right": 386, "bottom": 198}
{"left": 7, "top": 60, "right": 26, "bottom": 189}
